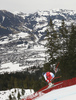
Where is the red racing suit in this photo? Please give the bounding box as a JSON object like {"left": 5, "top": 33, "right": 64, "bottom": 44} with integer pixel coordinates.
{"left": 43, "top": 72, "right": 55, "bottom": 83}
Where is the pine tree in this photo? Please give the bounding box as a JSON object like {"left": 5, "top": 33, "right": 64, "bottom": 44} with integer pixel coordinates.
{"left": 45, "top": 19, "right": 63, "bottom": 71}
{"left": 68, "top": 24, "right": 76, "bottom": 56}
{"left": 44, "top": 19, "right": 76, "bottom": 81}
{"left": 67, "top": 24, "right": 76, "bottom": 77}
{"left": 46, "top": 20, "right": 56, "bottom": 60}
{"left": 59, "top": 20, "right": 69, "bottom": 55}
{"left": 58, "top": 24, "right": 76, "bottom": 80}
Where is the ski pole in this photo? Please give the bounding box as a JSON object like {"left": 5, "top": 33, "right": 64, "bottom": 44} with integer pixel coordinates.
{"left": 52, "top": 76, "right": 62, "bottom": 82}
{"left": 55, "top": 62, "right": 60, "bottom": 73}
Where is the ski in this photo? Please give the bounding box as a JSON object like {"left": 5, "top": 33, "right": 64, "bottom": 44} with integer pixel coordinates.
{"left": 51, "top": 82, "right": 63, "bottom": 88}
{"left": 41, "top": 82, "right": 63, "bottom": 92}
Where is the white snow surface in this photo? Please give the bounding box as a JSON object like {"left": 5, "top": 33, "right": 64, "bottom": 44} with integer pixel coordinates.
{"left": 0, "top": 84, "right": 76, "bottom": 100}
{"left": 35, "top": 85, "right": 76, "bottom": 100}
{"left": 0, "top": 62, "right": 27, "bottom": 74}
{"left": 0, "top": 88, "right": 34, "bottom": 100}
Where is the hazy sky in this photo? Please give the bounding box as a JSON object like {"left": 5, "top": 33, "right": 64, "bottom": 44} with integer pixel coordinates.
{"left": 0, "top": 0, "right": 76, "bottom": 13}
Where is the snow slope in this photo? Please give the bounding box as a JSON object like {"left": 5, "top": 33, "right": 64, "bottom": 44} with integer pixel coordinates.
{"left": 36, "top": 85, "right": 76, "bottom": 100}
{"left": 0, "top": 88, "right": 34, "bottom": 100}
{"left": 23, "top": 77, "right": 76, "bottom": 100}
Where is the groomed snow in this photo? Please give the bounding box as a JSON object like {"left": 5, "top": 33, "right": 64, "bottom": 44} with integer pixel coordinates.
{"left": 35, "top": 85, "right": 76, "bottom": 100}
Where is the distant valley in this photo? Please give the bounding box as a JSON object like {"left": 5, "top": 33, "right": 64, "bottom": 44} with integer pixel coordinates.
{"left": 0, "top": 9, "right": 76, "bottom": 74}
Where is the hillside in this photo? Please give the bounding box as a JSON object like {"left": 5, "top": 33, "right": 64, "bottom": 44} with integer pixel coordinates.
{"left": 0, "top": 9, "right": 76, "bottom": 100}
{"left": 0, "top": 9, "right": 76, "bottom": 74}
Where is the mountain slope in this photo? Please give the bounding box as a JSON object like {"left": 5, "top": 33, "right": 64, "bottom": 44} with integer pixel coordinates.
{"left": 0, "top": 9, "right": 76, "bottom": 74}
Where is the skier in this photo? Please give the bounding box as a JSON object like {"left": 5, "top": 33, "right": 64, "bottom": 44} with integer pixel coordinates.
{"left": 42, "top": 72, "right": 55, "bottom": 88}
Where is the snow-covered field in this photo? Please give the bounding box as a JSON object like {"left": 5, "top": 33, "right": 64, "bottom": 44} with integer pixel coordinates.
{"left": 0, "top": 88, "right": 34, "bottom": 100}
{"left": 36, "top": 85, "right": 76, "bottom": 100}
{"left": 0, "top": 32, "right": 47, "bottom": 74}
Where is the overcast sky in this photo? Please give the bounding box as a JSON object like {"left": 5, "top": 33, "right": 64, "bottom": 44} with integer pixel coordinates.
{"left": 0, "top": 0, "right": 76, "bottom": 13}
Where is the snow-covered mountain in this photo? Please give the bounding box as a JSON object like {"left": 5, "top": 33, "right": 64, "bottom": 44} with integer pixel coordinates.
{"left": 0, "top": 9, "right": 76, "bottom": 74}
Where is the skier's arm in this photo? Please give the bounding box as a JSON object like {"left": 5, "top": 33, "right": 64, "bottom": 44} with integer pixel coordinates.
{"left": 44, "top": 74, "right": 49, "bottom": 83}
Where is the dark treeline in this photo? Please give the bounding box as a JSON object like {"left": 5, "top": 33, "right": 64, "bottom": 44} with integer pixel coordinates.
{"left": 0, "top": 66, "right": 44, "bottom": 92}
